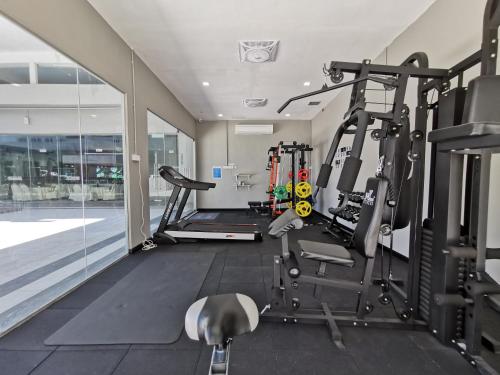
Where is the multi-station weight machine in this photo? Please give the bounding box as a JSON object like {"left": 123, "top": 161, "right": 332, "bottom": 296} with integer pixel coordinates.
{"left": 272, "top": 1, "right": 500, "bottom": 371}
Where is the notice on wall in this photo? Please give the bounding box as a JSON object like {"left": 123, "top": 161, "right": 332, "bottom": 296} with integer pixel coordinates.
{"left": 212, "top": 166, "right": 222, "bottom": 180}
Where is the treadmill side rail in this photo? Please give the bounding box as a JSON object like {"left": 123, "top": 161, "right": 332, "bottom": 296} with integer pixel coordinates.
{"left": 163, "top": 230, "right": 259, "bottom": 241}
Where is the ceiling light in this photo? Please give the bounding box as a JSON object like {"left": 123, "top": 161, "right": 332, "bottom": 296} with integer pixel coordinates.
{"left": 303, "top": 81, "right": 311, "bottom": 87}
{"left": 202, "top": 81, "right": 210, "bottom": 87}
{"left": 11, "top": 83, "right": 21, "bottom": 87}
{"left": 90, "top": 114, "right": 97, "bottom": 118}
{"left": 218, "top": 114, "right": 223, "bottom": 117}
{"left": 285, "top": 113, "right": 291, "bottom": 117}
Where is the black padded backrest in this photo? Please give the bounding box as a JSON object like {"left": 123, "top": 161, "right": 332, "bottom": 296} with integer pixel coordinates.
{"left": 268, "top": 208, "right": 304, "bottom": 238}
{"left": 185, "top": 293, "right": 258, "bottom": 346}
{"left": 463, "top": 75, "right": 500, "bottom": 124}
{"left": 379, "top": 121, "right": 411, "bottom": 229}
{"left": 354, "top": 177, "right": 388, "bottom": 258}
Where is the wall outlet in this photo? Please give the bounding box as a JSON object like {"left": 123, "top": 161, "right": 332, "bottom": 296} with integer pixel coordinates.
{"left": 132, "top": 154, "right": 141, "bottom": 162}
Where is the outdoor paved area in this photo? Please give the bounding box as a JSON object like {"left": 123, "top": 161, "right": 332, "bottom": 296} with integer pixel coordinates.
{"left": 0, "top": 205, "right": 127, "bottom": 335}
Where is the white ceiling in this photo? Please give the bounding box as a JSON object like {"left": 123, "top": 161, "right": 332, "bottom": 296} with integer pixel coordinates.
{"left": 88, "top": 0, "right": 435, "bottom": 121}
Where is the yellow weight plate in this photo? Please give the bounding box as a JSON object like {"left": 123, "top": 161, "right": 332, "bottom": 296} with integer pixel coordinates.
{"left": 295, "top": 200, "right": 312, "bottom": 217}
{"left": 295, "top": 182, "right": 312, "bottom": 198}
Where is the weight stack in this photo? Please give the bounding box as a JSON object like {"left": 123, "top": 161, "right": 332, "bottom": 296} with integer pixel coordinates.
{"left": 419, "top": 220, "right": 434, "bottom": 322}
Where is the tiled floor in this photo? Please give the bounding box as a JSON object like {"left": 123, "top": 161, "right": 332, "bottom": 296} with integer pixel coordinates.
{"left": 0, "top": 211, "right": 494, "bottom": 374}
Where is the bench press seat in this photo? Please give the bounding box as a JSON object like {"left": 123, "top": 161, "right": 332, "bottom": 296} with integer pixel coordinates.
{"left": 298, "top": 240, "right": 355, "bottom": 267}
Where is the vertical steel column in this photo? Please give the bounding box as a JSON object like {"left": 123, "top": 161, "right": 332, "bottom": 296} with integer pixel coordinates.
{"left": 407, "top": 90, "right": 430, "bottom": 316}
{"left": 430, "top": 150, "right": 464, "bottom": 344}
{"left": 475, "top": 153, "right": 491, "bottom": 274}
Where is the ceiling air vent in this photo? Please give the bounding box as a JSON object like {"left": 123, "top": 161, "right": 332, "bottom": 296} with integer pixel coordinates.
{"left": 243, "top": 98, "right": 268, "bottom": 108}
{"left": 239, "top": 40, "right": 279, "bottom": 63}
{"left": 234, "top": 124, "right": 274, "bottom": 135}
{"left": 308, "top": 101, "right": 321, "bottom": 106}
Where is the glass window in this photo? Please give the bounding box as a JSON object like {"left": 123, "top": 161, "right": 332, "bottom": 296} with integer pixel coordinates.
{"left": 77, "top": 68, "right": 104, "bottom": 85}
{"left": 36, "top": 64, "right": 104, "bottom": 85}
{"left": 147, "top": 111, "right": 195, "bottom": 232}
{"left": 0, "top": 16, "right": 127, "bottom": 336}
{"left": 37, "top": 64, "right": 77, "bottom": 84}
{"left": 0, "top": 64, "right": 30, "bottom": 84}
{"left": 0, "top": 135, "right": 30, "bottom": 185}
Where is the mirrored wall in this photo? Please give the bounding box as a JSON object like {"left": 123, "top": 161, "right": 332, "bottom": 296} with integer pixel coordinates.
{"left": 0, "top": 16, "right": 127, "bottom": 334}
{"left": 148, "top": 111, "right": 195, "bottom": 231}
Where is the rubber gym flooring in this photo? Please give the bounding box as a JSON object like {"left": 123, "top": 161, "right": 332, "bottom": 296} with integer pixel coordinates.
{"left": 0, "top": 210, "right": 494, "bottom": 374}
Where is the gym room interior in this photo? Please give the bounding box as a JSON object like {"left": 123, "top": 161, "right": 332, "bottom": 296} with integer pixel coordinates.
{"left": 0, "top": 0, "right": 499, "bottom": 374}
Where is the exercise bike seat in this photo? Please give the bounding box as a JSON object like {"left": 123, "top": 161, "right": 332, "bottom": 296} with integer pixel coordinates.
{"left": 298, "top": 240, "right": 355, "bottom": 267}
{"left": 185, "top": 293, "right": 259, "bottom": 346}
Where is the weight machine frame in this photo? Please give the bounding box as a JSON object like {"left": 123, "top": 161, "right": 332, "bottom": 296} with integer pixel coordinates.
{"left": 275, "top": 2, "right": 500, "bottom": 373}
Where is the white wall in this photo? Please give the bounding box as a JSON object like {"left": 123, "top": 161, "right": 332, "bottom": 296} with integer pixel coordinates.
{"left": 311, "top": 0, "right": 500, "bottom": 281}
{"left": 196, "top": 121, "right": 311, "bottom": 209}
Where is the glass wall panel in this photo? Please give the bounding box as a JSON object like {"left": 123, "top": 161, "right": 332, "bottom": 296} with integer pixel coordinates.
{"left": 79, "top": 98, "right": 126, "bottom": 278}
{"left": 177, "top": 131, "right": 196, "bottom": 213}
{"left": 0, "top": 16, "right": 127, "bottom": 335}
{"left": 147, "top": 111, "right": 195, "bottom": 232}
{"left": 0, "top": 64, "right": 30, "bottom": 84}
{"left": 37, "top": 64, "right": 78, "bottom": 84}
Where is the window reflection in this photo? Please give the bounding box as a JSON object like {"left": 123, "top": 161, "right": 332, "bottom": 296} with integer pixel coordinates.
{"left": 147, "top": 111, "right": 195, "bottom": 230}
{"left": 0, "top": 16, "right": 126, "bottom": 335}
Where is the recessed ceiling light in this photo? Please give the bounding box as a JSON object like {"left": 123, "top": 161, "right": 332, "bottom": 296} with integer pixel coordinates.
{"left": 285, "top": 113, "right": 291, "bottom": 117}
{"left": 303, "top": 81, "right": 311, "bottom": 87}
{"left": 202, "top": 81, "right": 210, "bottom": 87}
{"left": 90, "top": 114, "right": 97, "bottom": 118}
{"left": 218, "top": 114, "right": 223, "bottom": 117}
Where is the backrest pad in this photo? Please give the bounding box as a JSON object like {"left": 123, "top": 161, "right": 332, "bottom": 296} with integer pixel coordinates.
{"left": 354, "top": 177, "right": 388, "bottom": 258}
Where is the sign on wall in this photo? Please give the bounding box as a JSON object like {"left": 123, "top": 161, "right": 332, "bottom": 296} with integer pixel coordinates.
{"left": 212, "top": 166, "right": 222, "bottom": 180}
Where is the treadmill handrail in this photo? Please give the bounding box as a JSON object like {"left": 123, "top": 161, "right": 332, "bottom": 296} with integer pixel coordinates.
{"left": 159, "top": 166, "right": 216, "bottom": 190}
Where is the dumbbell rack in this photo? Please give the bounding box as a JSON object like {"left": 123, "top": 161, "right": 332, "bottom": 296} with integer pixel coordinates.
{"left": 324, "top": 191, "right": 364, "bottom": 242}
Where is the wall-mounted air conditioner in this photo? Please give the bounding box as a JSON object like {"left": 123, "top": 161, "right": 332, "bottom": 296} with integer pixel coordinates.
{"left": 234, "top": 124, "right": 274, "bottom": 135}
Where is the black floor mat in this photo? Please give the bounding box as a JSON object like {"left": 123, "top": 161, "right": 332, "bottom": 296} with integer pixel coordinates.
{"left": 45, "top": 251, "right": 214, "bottom": 345}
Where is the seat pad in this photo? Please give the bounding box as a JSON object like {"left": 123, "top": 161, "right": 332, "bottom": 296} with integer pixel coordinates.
{"left": 185, "top": 293, "right": 259, "bottom": 346}
{"left": 298, "top": 240, "right": 354, "bottom": 267}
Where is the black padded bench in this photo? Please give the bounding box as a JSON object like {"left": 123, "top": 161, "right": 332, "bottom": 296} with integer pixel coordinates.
{"left": 298, "top": 240, "right": 354, "bottom": 267}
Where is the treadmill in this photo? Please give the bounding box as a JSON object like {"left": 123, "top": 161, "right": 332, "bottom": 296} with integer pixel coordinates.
{"left": 153, "top": 166, "right": 262, "bottom": 243}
